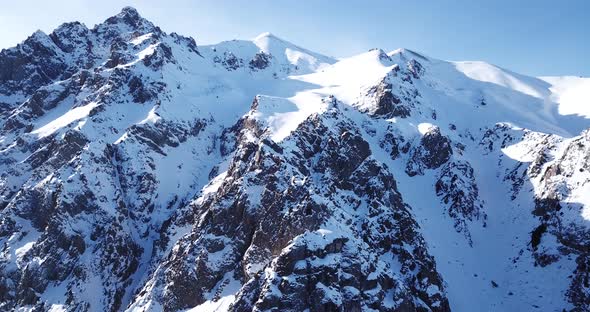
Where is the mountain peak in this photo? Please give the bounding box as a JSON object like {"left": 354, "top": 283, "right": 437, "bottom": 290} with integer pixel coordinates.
{"left": 101, "top": 6, "right": 152, "bottom": 30}
{"left": 253, "top": 31, "right": 290, "bottom": 47}
{"left": 254, "top": 31, "right": 277, "bottom": 40}
{"left": 96, "top": 6, "right": 156, "bottom": 39}
{"left": 25, "top": 29, "right": 56, "bottom": 47}
{"left": 388, "top": 48, "right": 430, "bottom": 61}
{"left": 119, "top": 6, "right": 140, "bottom": 18}
{"left": 30, "top": 29, "right": 48, "bottom": 39}
{"left": 251, "top": 31, "right": 337, "bottom": 66}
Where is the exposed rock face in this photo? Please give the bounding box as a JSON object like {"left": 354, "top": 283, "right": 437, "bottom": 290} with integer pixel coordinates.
{"left": 214, "top": 52, "right": 244, "bottom": 71}
{"left": 357, "top": 62, "right": 422, "bottom": 119}
{"left": 407, "top": 59, "right": 424, "bottom": 79}
{"left": 435, "top": 161, "right": 485, "bottom": 244}
{"left": 477, "top": 125, "right": 590, "bottom": 311}
{"left": 529, "top": 130, "right": 590, "bottom": 309}
{"left": 249, "top": 52, "right": 272, "bottom": 70}
{"left": 379, "top": 125, "right": 405, "bottom": 160}
{"left": 0, "top": 6, "right": 589, "bottom": 312}
{"left": 130, "top": 101, "right": 449, "bottom": 312}
{"left": 0, "top": 31, "right": 68, "bottom": 109}
{"left": 369, "top": 81, "right": 408, "bottom": 118}
{"left": 406, "top": 126, "right": 453, "bottom": 176}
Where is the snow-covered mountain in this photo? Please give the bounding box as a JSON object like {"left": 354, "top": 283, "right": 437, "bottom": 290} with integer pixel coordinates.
{"left": 1, "top": 7, "right": 589, "bottom": 312}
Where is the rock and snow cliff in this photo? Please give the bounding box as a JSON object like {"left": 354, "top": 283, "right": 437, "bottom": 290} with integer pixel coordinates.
{"left": 0, "top": 7, "right": 589, "bottom": 312}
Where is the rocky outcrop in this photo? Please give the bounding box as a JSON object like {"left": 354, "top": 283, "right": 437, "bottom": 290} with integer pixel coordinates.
{"left": 530, "top": 130, "right": 590, "bottom": 309}
{"left": 249, "top": 52, "right": 272, "bottom": 70}
{"left": 436, "top": 160, "right": 486, "bottom": 244}
{"left": 358, "top": 67, "right": 421, "bottom": 119}
{"left": 130, "top": 101, "right": 450, "bottom": 311}
{"left": 0, "top": 31, "right": 68, "bottom": 105}
{"left": 214, "top": 52, "right": 244, "bottom": 71}
{"left": 406, "top": 126, "right": 453, "bottom": 176}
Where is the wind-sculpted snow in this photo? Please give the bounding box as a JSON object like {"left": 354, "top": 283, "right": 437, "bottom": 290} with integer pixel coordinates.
{"left": 0, "top": 6, "right": 589, "bottom": 312}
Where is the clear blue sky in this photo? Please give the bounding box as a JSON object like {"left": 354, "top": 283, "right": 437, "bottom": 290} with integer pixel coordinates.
{"left": 1, "top": 0, "right": 588, "bottom": 77}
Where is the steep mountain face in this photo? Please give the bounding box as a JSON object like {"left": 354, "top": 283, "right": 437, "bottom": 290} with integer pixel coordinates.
{"left": 0, "top": 7, "right": 589, "bottom": 312}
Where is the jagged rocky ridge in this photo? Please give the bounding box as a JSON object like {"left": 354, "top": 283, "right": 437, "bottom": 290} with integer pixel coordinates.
{"left": 0, "top": 7, "right": 589, "bottom": 312}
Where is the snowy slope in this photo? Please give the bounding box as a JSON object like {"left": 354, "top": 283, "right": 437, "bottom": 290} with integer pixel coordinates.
{"left": 0, "top": 6, "right": 589, "bottom": 312}
{"left": 540, "top": 76, "right": 590, "bottom": 118}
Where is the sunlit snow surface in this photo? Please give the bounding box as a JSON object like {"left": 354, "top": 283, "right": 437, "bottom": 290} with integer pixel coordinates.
{"left": 31, "top": 102, "right": 98, "bottom": 138}
{"left": 541, "top": 76, "right": 590, "bottom": 118}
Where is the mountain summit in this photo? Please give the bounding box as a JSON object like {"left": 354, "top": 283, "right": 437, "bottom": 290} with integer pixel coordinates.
{"left": 0, "top": 7, "right": 589, "bottom": 312}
